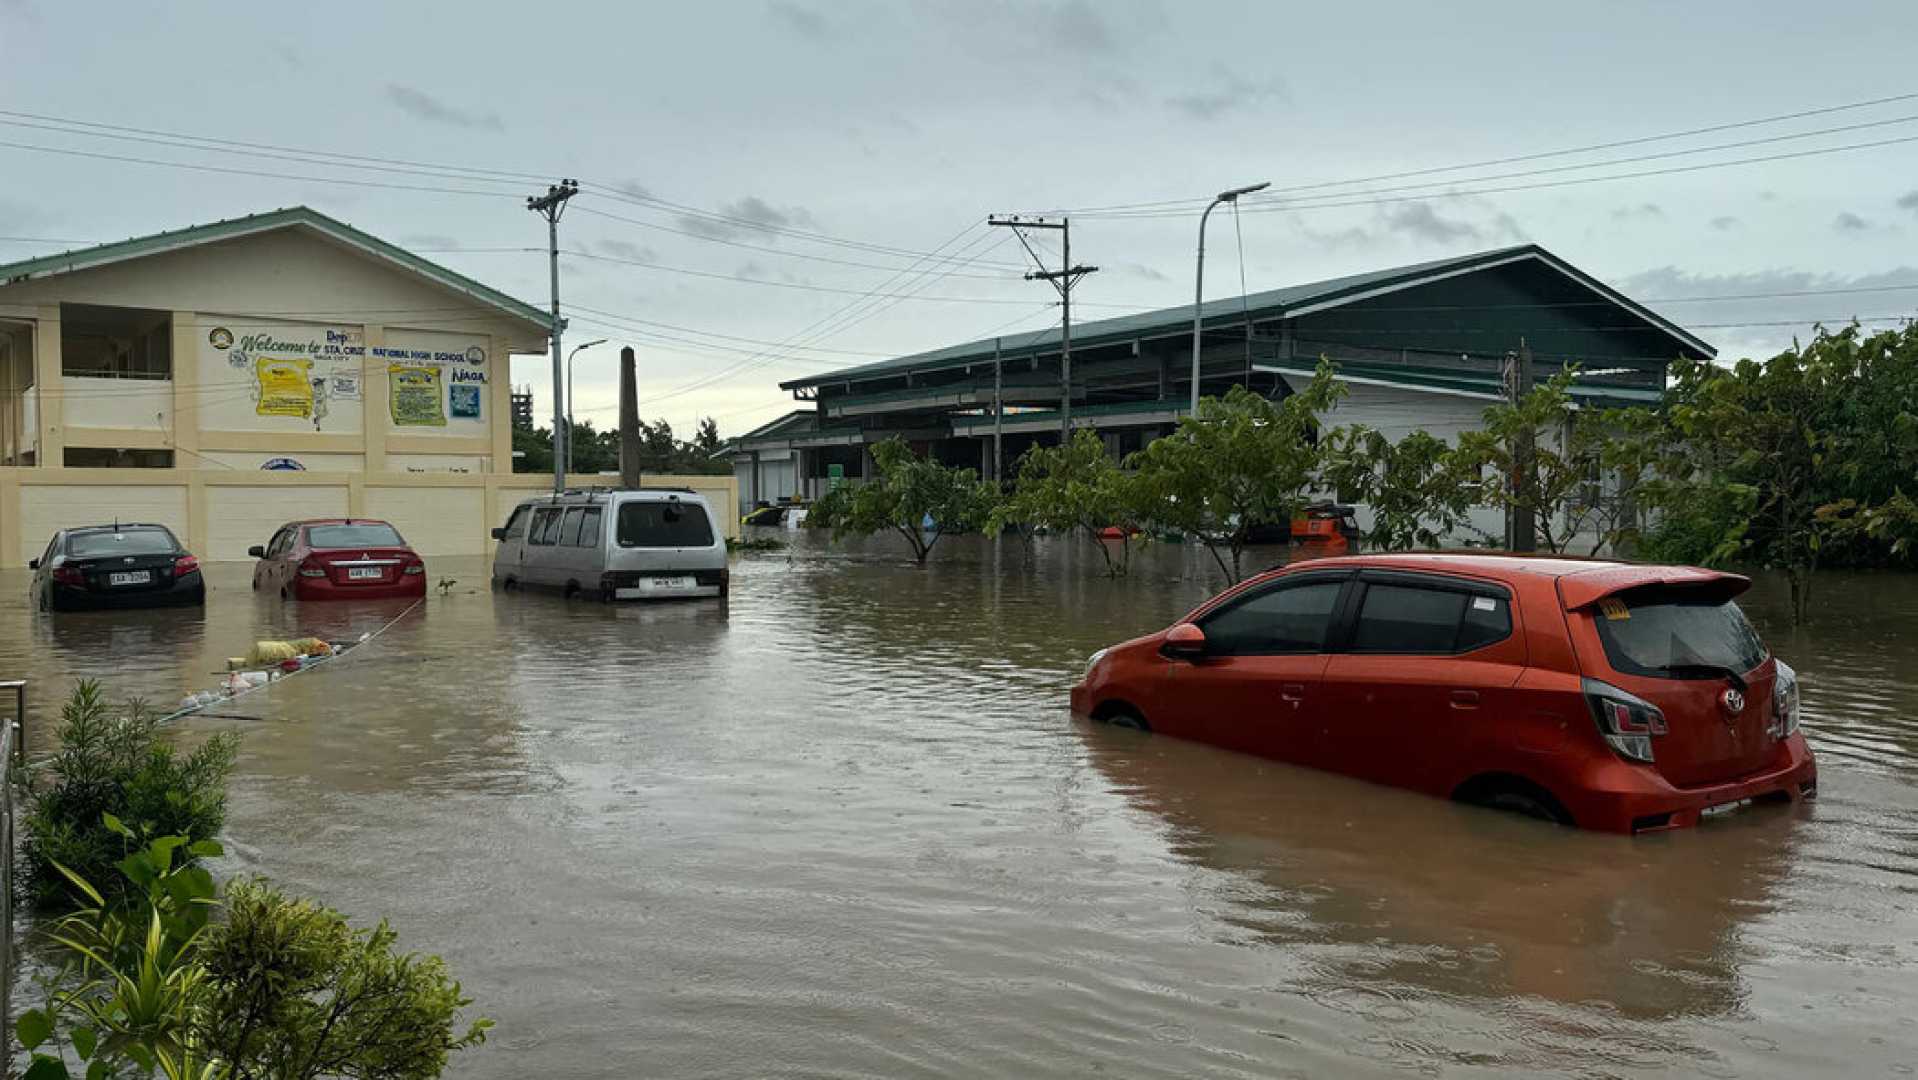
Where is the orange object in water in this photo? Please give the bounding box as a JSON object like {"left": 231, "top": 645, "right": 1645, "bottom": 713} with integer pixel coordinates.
{"left": 1291, "top": 503, "right": 1361, "bottom": 553}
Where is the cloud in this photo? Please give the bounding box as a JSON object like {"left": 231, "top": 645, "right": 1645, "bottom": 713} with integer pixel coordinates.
{"left": 596, "top": 238, "right": 657, "bottom": 262}
{"left": 1048, "top": 0, "right": 1116, "bottom": 54}
{"left": 611, "top": 179, "right": 653, "bottom": 201}
{"left": 675, "top": 196, "right": 816, "bottom": 241}
{"left": 1379, "top": 202, "right": 1523, "bottom": 246}
{"left": 1709, "top": 216, "right": 1740, "bottom": 231}
{"left": 1833, "top": 211, "right": 1872, "bottom": 232}
{"left": 384, "top": 84, "right": 504, "bottom": 132}
{"left": 1613, "top": 264, "right": 1918, "bottom": 360}
{"left": 766, "top": 0, "right": 828, "bottom": 39}
{"left": 1610, "top": 202, "right": 1664, "bottom": 221}
{"left": 1898, "top": 191, "right": 1918, "bottom": 215}
{"left": 1119, "top": 261, "right": 1169, "bottom": 282}
{"left": 1165, "top": 64, "right": 1287, "bottom": 120}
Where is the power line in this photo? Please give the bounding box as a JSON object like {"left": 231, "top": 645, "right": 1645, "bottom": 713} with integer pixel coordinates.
{"left": 571, "top": 204, "right": 1024, "bottom": 278}
{"left": 0, "top": 138, "right": 517, "bottom": 198}
{"left": 552, "top": 244, "right": 1071, "bottom": 305}
{"left": 1028, "top": 89, "right": 1918, "bottom": 215}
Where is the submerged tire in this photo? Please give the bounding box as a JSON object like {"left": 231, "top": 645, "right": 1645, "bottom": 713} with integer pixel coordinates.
{"left": 1101, "top": 707, "right": 1150, "bottom": 732}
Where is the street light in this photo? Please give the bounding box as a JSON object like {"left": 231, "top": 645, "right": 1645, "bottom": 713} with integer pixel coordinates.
{"left": 565, "top": 338, "right": 607, "bottom": 473}
{"left": 1190, "top": 181, "right": 1269, "bottom": 416}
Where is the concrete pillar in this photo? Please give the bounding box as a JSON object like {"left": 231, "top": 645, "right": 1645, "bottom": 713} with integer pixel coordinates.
{"left": 486, "top": 332, "right": 511, "bottom": 474}
{"left": 169, "top": 311, "right": 199, "bottom": 466}
{"left": 363, "top": 324, "right": 387, "bottom": 473}
{"left": 749, "top": 449, "right": 761, "bottom": 506}
{"left": 33, "top": 305, "right": 61, "bottom": 467}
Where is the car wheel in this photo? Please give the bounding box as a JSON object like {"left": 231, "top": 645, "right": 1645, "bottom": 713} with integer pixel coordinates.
{"left": 1102, "top": 707, "right": 1150, "bottom": 732}
{"left": 1483, "top": 790, "right": 1570, "bottom": 826}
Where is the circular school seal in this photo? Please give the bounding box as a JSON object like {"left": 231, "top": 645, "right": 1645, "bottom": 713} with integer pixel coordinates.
{"left": 208, "top": 327, "right": 234, "bottom": 350}
{"left": 465, "top": 346, "right": 486, "bottom": 365}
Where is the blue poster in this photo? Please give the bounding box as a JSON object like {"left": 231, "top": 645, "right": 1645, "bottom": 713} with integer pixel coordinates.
{"left": 449, "top": 384, "right": 482, "bottom": 419}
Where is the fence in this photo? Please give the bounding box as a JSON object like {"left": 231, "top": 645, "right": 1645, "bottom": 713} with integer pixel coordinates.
{"left": 1, "top": 680, "right": 18, "bottom": 1063}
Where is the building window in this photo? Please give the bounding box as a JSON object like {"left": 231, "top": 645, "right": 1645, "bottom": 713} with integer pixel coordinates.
{"left": 63, "top": 448, "right": 175, "bottom": 468}
{"left": 60, "top": 304, "right": 172, "bottom": 380}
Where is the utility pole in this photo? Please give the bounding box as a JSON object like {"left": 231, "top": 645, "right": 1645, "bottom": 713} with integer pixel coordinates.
{"left": 618, "top": 345, "right": 642, "bottom": 489}
{"left": 992, "top": 336, "right": 1003, "bottom": 483}
{"left": 526, "top": 179, "right": 579, "bottom": 494}
{"left": 1191, "top": 182, "right": 1269, "bottom": 416}
{"left": 987, "top": 215, "right": 1096, "bottom": 442}
{"left": 1504, "top": 338, "right": 1537, "bottom": 552}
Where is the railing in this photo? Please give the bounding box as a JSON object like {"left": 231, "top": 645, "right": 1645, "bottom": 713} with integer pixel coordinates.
{"left": 0, "top": 681, "right": 18, "bottom": 1064}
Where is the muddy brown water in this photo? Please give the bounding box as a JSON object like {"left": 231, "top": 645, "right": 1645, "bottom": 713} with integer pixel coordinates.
{"left": 2, "top": 533, "right": 1915, "bottom": 1077}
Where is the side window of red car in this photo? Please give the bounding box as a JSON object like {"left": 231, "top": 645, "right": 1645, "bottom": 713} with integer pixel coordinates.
{"left": 1200, "top": 580, "right": 1344, "bottom": 656}
{"left": 1349, "top": 579, "right": 1512, "bottom": 654}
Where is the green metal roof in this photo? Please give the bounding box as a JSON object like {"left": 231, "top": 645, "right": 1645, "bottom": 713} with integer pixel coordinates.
{"left": 780, "top": 244, "right": 1713, "bottom": 391}
{"left": 0, "top": 206, "right": 552, "bottom": 332}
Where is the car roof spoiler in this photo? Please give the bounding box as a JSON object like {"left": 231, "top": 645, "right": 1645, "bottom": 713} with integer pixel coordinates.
{"left": 1558, "top": 565, "right": 1750, "bottom": 611}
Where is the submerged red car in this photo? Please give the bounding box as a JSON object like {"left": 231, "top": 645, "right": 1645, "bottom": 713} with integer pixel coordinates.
{"left": 1071, "top": 553, "right": 1816, "bottom": 834}
{"left": 249, "top": 518, "right": 426, "bottom": 600}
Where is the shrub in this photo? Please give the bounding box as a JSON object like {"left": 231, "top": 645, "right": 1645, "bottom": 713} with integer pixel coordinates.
{"left": 22, "top": 679, "right": 238, "bottom": 908}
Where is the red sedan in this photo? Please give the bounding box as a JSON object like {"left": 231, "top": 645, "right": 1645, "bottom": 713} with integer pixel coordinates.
{"left": 1071, "top": 553, "right": 1817, "bottom": 834}
{"left": 249, "top": 519, "right": 427, "bottom": 600}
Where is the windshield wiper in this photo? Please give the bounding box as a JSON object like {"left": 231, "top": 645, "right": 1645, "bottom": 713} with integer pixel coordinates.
{"left": 1649, "top": 663, "right": 1748, "bottom": 693}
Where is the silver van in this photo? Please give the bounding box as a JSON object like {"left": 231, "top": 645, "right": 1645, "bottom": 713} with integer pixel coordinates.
{"left": 490, "top": 488, "right": 729, "bottom": 600}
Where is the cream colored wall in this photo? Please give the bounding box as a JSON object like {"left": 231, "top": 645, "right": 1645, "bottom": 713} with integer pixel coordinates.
{"left": 0, "top": 467, "right": 739, "bottom": 567}
{"left": 193, "top": 451, "right": 367, "bottom": 471}
{"left": 60, "top": 376, "right": 173, "bottom": 435}
{"left": 0, "top": 224, "right": 543, "bottom": 474}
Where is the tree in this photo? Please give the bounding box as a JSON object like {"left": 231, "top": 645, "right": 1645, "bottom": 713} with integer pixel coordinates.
{"left": 1320, "top": 426, "right": 1479, "bottom": 551}
{"left": 1129, "top": 361, "right": 1346, "bottom": 583}
{"left": 993, "top": 429, "right": 1145, "bottom": 576}
{"left": 1454, "top": 368, "right": 1661, "bottom": 556}
{"left": 694, "top": 416, "right": 723, "bottom": 457}
{"left": 811, "top": 438, "right": 998, "bottom": 565}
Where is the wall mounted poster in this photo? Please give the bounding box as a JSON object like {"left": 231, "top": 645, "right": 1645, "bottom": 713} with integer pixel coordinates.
{"left": 389, "top": 365, "right": 446, "bottom": 427}
{"left": 449, "top": 384, "right": 482, "bottom": 419}
{"left": 254, "top": 357, "right": 315, "bottom": 418}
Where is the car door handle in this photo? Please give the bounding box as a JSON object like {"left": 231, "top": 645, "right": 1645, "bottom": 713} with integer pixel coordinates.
{"left": 1450, "top": 690, "right": 1480, "bottom": 709}
{"left": 1280, "top": 683, "right": 1306, "bottom": 703}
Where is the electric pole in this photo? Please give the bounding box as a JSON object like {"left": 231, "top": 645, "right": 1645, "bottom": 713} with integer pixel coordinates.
{"left": 526, "top": 179, "right": 579, "bottom": 494}
{"left": 987, "top": 215, "right": 1096, "bottom": 442}
{"left": 1503, "top": 339, "right": 1537, "bottom": 552}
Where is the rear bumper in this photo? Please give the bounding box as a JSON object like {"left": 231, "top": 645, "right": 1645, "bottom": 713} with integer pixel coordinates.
{"left": 291, "top": 575, "right": 427, "bottom": 601}
{"left": 1571, "top": 734, "right": 1818, "bottom": 833}
{"left": 49, "top": 574, "right": 205, "bottom": 611}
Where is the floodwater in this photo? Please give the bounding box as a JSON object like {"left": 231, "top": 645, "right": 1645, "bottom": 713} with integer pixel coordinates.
{"left": 2, "top": 533, "right": 1916, "bottom": 1077}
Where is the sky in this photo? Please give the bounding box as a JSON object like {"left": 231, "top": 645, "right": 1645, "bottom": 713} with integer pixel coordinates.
{"left": 4, "top": 0, "right": 1918, "bottom": 443}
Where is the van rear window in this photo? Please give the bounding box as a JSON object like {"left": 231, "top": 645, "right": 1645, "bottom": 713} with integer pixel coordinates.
{"left": 1593, "top": 588, "right": 1767, "bottom": 679}
{"left": 617, "top": 501, "right": 713, "bottom": 548}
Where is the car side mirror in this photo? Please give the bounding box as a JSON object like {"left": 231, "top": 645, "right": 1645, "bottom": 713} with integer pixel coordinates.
{"left": 490, "top": 527, "right": 506, "bottom": 540}
{"left": 247, "top": 545, "right": 266, "bottom": 558}
{"left": 1161, "top": 622, "right": 1207, "bottom": 661}
{"left": 27, "top": 558, "right": 39, "bottom": 570}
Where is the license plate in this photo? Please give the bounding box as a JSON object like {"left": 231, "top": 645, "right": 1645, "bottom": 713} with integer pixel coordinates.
{"left": 1701, "top": 798, "right": 1751, "bottom": 820}
{"left": 347, "top": 567, "right": 383, "bottom": 580}
{"left": 648, "top": 576, "right": 695, "bottom": 589}
{"left": 108, "top": 570, "right": 151, "bottom": 586}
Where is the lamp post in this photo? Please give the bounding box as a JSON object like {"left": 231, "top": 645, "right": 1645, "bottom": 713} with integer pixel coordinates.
{"left": 564, "top": 338, "right": 607, "bottom": 474}
{"left": 1190, "top": 181, "right": 1269, "bottom": 416}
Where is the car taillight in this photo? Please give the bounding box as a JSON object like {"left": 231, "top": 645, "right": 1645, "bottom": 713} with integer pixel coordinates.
{"left": 174, "top": 554, "right": 200, "bottom": 575}
{"left": 403, "top": 562, "right": 424, "bottom": 575}
{"left": 51, "top": 564, "right": 84, "bottom": 586}
{"left": 297, "top": 559, "right": 327, "bottom": 578}
{"left": 1769, "top": 659, "right": 1800, "bottom": 740}
{"left": 1583, "top": 678, "right": 1667, "bottom": 763}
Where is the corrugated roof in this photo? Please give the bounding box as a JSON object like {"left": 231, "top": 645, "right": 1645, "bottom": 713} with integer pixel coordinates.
{"left": 0, "top": 206, "right": 552, "bottom": 332}
{"left": 780, "top": 244, "right": 1712, "bottom": 390}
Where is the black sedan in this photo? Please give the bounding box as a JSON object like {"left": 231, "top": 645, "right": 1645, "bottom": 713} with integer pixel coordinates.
{"left": 31, "top": 524, "right": 207, "bottom": 612}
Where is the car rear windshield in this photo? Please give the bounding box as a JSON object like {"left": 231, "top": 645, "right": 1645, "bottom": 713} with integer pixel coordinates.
{"left": 306, "top": 523, "right": 405, "bottom": 549}
{"left": 617, "top": 501, "right": 713, "bottom": 548}
{"left": 67, "top": 528, "right": 177, "bottom": 558}
{"left": 1593, "top": 587, "right": 1767, "bottom": 679}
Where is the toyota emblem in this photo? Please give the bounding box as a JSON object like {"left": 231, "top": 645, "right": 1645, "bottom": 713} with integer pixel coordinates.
{"left": 1722, "top": 688, "right": 1746, "bottom": 716}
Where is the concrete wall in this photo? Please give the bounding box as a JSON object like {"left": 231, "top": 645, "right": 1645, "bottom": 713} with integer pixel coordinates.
{"left": 0, "top": 468, "right": 739, "bottom": 567}
{"left": 1321, "top": 381, "right": 1506, "bottom": 544}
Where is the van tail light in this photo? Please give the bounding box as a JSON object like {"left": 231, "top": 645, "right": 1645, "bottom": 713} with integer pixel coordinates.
{"left": 1583, "top": 678, "right": 1667, "bottom": 763}
{"left": 297, "top": 559, "right": 327, "bottom": 578}
{"left": 52, "top": 564, "right": 85, "bottom": 586}
{"left": 1769, "top": 660, "right": 1800, "bottom": 740}
{"left": 173, "top": 555, "right": 200, "bottom": 576}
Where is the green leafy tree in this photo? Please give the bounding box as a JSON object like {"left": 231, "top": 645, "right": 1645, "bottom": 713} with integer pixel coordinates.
{"left": 1129, "top": 362, "right": 1346, "bottom": 583}
{"left": 1320, "top": 426, "right": 1479, "bottom": 550}
{"left": 1455, "top": 369, "right": 1662, "bottom": 556}
{"left": 992, "top": 430, "right": 1145, "bottom": 576}
{"left": 814, "top": 438, "right": 999, "bottom": 565}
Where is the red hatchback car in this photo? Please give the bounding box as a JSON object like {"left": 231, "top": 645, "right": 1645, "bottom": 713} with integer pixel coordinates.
{"left": 249, "top": 519, "right": 427, "bottom": 600}
{"left": 1071, "top": 553, "right": 1817, "bottom": 834}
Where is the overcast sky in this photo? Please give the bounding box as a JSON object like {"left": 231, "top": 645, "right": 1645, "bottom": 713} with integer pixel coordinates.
{"left": 4, "top": 0, "right": 1918, "bottom": 440}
